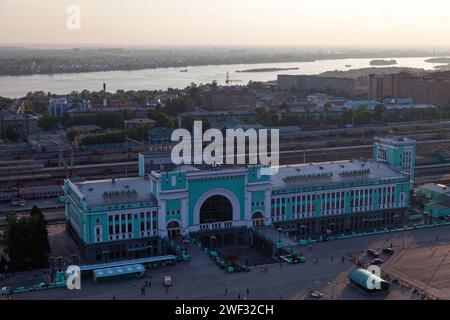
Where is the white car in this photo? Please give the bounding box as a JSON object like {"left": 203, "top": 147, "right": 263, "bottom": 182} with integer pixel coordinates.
{"left": 164, "top": 276, "right": 172, "bottom": 287}
{"left": 1, "top": 287, "right": 11, "bottom": 295}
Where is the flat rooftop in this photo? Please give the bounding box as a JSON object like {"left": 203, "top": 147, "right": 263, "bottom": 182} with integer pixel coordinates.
{"left": 375, "top": 136, "right": 416, "bottom": 146}
{"left": 73, "top": 176, "right": 155, "bottom": 207}
{"left": 271, "top": 159, "right": 407, "bottom": 189}
{"left": 420, "top": 183, "right": 450, "bottom": 195}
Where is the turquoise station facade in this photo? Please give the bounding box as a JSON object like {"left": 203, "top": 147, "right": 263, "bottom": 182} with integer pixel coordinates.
{"left": 65, "top": 136, "right": 416, "bottom": 261}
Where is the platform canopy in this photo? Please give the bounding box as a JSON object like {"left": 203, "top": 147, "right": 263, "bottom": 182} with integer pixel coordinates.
{"left": 94, "top": 264, "right": 145, "bottom": 279}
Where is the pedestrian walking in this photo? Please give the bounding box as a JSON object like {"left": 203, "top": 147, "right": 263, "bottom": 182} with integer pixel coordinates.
{"left": 175, "top": 294, "right": 179, "bottom": 300}
{"left": 238, "top": 294, "right": 241, "bottom": 300}
{"left": 246, "top": 288, "right": 250, "bottom": 295}
{"left": 225, "top": 288, "right": 228, "bottom": 296}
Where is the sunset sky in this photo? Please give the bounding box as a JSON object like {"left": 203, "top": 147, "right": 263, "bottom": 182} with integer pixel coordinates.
{"left": 1, "top": 0, "right": 450, "bottom": 47}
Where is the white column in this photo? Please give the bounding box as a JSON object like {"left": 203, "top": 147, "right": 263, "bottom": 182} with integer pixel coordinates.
{"left": 264, "top": 189, "right": 271, "bottom": 225}
{"left": 245, "top": 191, "right": 252, "bottom": 228}
{"left": 334, "top": 192, "right": 337, "bottom": 212}
{"left": 181, "top": 198, "right": 189, "bottom": 235}
{"left": 112, "top": 214, "right": 116, "bottom": 236}
{"left": 158, "top": 200, "right": 168, "bottom": 238}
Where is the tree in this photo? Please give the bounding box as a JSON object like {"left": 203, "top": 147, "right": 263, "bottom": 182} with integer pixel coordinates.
{"left": 38, "top": 114, "right": 58, "bottom": 131}
{"left": 373, "top": 104, "right": 387, "bottom": 121}
{"left": 148, "top": 109, "right": 174, "bottom": 128}
{"left": 2, "top": 206, "right": 50, "bottom": 271}
{"left": 4, "top": 125, "right": 20, "bottom": 142}
{"left": 30, "top": 206, "right": 51, "bottom": 262}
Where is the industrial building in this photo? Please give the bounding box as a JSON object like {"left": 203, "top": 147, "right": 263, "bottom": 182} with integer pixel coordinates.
{"left": 277, "top": 75, "right": 355, "bottom": 96}
{"left": 64, "top": 136, "right": 415, "bottom": 262}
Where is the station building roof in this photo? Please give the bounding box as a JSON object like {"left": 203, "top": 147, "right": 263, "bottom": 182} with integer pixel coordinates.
{"left": 271, "top": 159, "right": 407, "bottom": 189}
{"left": 73, "top": 176, "right": 155, "bottom": 207}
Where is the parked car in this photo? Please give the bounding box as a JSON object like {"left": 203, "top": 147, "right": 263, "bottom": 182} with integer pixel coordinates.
{"left": 310, "top": 290, "right": 324, "bottom": 299}
{"left": 367, "top": 249, "right": 379, "bottom": 257}
{"left": 163, "top": 275, "right": 172, "bottom": 287}
{"left": 1, "top": 287, "right": 11, "bottom": 295}
{"left": 383, "top": 248, "right": 394, "bottom": 255}
{"left": 370, "top": 258, "right": 384, "bottom": 266}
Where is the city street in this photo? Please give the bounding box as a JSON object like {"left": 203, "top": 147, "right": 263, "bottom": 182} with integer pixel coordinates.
{"left": 8, "top": 224, "right": 450, "bottom": 300}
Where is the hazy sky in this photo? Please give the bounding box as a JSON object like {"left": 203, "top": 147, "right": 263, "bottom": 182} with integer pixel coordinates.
{"left": 1, "top": 0, "right": 450, "bottom": 46}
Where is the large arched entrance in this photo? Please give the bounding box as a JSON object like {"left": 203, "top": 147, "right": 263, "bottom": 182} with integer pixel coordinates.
{"left": 167, "top": 221, "right": 181, "bottom": 238}
{"left": 200, "top": 195, "right": 233, "bottom": 224}
{"left": 252, "top": 212, "right": 265, "bottom": 227}
{"left": 193, "top": 189, "right": 241, "bottom": 227}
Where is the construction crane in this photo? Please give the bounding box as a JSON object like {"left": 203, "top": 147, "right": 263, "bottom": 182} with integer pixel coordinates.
{"left": 225, "top": 72, "right": 243, "bottom": 86}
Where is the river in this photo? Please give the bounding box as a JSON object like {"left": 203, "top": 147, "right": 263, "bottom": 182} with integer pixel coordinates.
{"left": 0, "top": 56, "right": 443, "bottom": 98}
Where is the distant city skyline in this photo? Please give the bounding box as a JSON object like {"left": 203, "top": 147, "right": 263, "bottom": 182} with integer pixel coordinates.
{"left": 1, "top": 0, "right": 450, "bottom": 47}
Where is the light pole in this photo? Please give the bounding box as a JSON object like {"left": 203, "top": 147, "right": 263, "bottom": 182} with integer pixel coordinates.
{"left": 277, "top": 227, "right": 283, "bottom": 259}
{"left": 210, "top": 236, "right": 217, "bottom": 253}
{"left": 182, "top": 239, "right": 189, "bottom": 255}
{"left": 300, "top": 225, "right": 306, "bottom": 240}
{"left": 277, "top": 227, "right": 283, "bottom": 244}
{"left": 394, "top": 215, "right": 400, "bottom": 229}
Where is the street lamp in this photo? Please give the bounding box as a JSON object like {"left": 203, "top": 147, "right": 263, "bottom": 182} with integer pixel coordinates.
{"left": 210, "top": 236, "right": 217, "bottom": 252}
{"left": 394, "top": 215, "right": 400, "bottom": 229}
{"left": 277, "top": 227, "right": 283, "bottom": 244}
{"left": 363, "top": 219, "right": 368, "bottom": 233}
{"left": 300, "top": 225, "right": 306, "bottom": 240}
{"left": 182, "top": 239, "right": 189, "bottom": 255}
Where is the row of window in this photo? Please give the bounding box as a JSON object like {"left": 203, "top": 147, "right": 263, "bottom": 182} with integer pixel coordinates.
{"left": 252, "top": 201, "right": 265, "bottom": 207}
{"left": 269, "top": 187, "right": 404, "bottom": 219}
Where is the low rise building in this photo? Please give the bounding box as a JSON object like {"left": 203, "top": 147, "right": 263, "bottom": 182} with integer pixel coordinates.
{"left": 49, "top": 98, "right": 91, "bottom": 117}
{"left": 125, "top": 118, "right": 156, "bottom": 129}
{"left": 201, "top": 87, "right": 257, "bottom": 111}
{"left": 0, "top": 112, "right": 38, "bottom": 139}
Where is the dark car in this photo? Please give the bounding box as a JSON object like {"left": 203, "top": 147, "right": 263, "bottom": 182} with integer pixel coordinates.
{"left": 383, "top": 248, "right": 394, "bottom": 255}
{"left": 367, "top": 249, "right": 379, "bottom": 257}
{"left": 370, "top": 258, "right": 384, "bottom": 266}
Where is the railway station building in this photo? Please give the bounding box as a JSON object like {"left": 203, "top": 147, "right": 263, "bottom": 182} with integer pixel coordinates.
{"left": 64, "top": 136, "right": 416, "bottom": 262}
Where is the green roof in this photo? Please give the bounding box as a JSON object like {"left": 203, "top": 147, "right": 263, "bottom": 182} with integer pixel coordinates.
{"left": 94, "top": 264, "right": 145, "bottom": 279}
